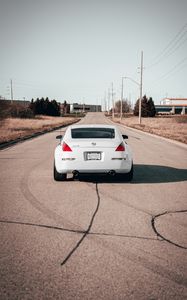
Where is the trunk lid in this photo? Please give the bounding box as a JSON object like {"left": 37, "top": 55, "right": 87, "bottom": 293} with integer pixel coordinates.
{"left": 67, "top": 139, "right": 120, "bottom": 150}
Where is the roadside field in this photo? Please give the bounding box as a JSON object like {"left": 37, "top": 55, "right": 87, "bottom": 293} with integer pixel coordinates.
{"left": 0, "top": 116, "right": 80, "bottom": 144}
{"left": 112, "top": 115, "right": 187, "bottom": 144}
{"left": 1, "top": 114, "right": 187, "bottom": 145}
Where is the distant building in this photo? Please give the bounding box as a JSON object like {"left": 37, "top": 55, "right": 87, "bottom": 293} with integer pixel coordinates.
{"left": 161, "top": 98, "right": 187, "bottom": 106}
{"left": 156, "top": 98, "right": 187, "bottom": 115}
{"left": 70, "top": 103, "right": 102, "bottom": 113}
{"left": 0, "top": 99, "right": 30, "bottom": 107}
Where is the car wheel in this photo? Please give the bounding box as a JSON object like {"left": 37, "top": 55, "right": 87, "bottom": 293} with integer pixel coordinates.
{"left": 54, "top": 163, "right": 67, "bottom": 181}
{"left": 126, "top": 163, "right": 133, "bottom": 181}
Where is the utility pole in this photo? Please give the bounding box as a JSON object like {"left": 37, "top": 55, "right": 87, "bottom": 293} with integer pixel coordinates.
{"left": 104, "top": 91, "right": 107, "bottom": 112}
{"left": 83, "top": 101, "right": 85, "bottom": 113}
{"left": 120, "top": 77, "right": 125, "bottom": 121}
{"left": 139, "top": 51, "right": 143, "bottom": 125}
{"left": 111, "top": 82, "right": 114, "bottom": 119}
{"left": 129, "top": 93, "right": 131, "bottom": 110}
{"left": 96, "top": 99, "right": 98, "bottom": 112}
{"left": 108, "top": 88, "right": 110, "bottom": 115}
{"left": 10, "top": 79, "right": 13, "bottom": 104}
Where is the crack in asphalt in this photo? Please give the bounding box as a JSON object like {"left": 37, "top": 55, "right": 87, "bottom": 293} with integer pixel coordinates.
{"left": 0, "top": 181, "right": 157, "bottom": 267}
{"left": 92, "top": 185, "right": 187, "bottom": 250}
{"left": 1, "top": 186, "right": 187, "bottom": 289}
{"left": 2, "top": 214, "right": 187, "bottom": 287}
{"left": 20, "top": 159, "right": 84, "bottom": 232}
{"left": 4, "top": 172, "right": 186, "bottom": 269}
{"left": 0, "top": 220, "right": 85, "bottom": 235}
{"left": 151, "top": 210, "right": 187, "bottom": 250}
{"left": 18, "top": 158, "right": 102, "bottom": 265}
{"left": 3, "top": 153, "right": 187, "bottom": 269}
{"left": 60, "top": 183, "right": 100, "bottom": 265}
{"left": 0, "top": 220, "right": 157, "bottom": 241}
{"left": 0, "top": 182, "right": 99, "bottom": 267}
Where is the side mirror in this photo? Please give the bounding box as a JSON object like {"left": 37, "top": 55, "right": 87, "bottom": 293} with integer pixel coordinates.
{"left": 56, "top": 135, "right": 63, "bottom": 140}
{"left": 122, "top": 134, "right": 128, "bottom": 139}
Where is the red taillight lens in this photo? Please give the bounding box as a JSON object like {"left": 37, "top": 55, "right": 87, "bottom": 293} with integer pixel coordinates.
{"left": 62, "top": 142, "right": 72, "bottom": 152}
{"left": 115, "top": 143, "right": 125, "bottom": 151}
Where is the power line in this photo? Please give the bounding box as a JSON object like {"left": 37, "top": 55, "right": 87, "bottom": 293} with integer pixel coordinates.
{"left": 146, "top": 23, "right": 187, "bottom": 69}
{"left": 162, "top": 35, "right": 187, "bottom": 59}
{"left": 147, "top": 35, "right": 187, "bottom": 69}
{"left": 155, "top": 23, "right": 186, "bottom": 59}
{"left": 148, "top": 56, "right": 187, "bottom": 87}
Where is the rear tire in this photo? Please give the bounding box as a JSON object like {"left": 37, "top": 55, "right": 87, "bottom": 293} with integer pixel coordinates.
{"left": 126, "top": 163, "right": 133, "bottom": 181}
{"left": 54, "top": 163, "right": 67, "bottom": 181}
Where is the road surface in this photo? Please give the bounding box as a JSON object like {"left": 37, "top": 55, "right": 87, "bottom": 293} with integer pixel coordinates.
{"left": 0, "top": 112, "right": 187, "bottom": 299}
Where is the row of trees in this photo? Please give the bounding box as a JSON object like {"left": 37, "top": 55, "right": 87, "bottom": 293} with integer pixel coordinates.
{"left": 29, "top": 95, "right": 155, "bottom": 117}
{"left": 29, "top": 98, "right": 61, "bottom": 116}
{"left": 0, "top": 95, "right": 156, "bottom": 119}
{"left": 114, "top": 95, "right": 156, "bottom": 117}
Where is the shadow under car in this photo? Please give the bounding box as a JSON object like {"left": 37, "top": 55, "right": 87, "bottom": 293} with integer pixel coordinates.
{"left": 66, "top": 164, "right": 187, "bottom": 184}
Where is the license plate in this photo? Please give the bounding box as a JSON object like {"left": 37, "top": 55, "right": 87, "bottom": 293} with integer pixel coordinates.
{"left": 86, "top": 152, "right": 101, "bottom": 160}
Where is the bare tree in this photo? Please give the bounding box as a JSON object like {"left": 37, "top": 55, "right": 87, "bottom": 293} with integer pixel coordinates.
{"left": 115, "top": 99, "right": 131, "bottom": 114}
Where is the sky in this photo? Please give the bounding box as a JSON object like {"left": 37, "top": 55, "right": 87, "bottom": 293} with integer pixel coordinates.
{"left": 0, "top": 0, "right": 187, "bottom": 107}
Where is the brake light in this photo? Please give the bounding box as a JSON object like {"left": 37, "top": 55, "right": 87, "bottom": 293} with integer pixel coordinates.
{"left": 62, "top": 142, "right": 72, "bottom": 152}
{"left": 115, "top": 143, "right": 125, "bottom": 151}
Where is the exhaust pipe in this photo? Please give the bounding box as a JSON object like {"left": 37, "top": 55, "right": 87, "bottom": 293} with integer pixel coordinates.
{"left": 72, "top": 170, "right": 79, "bottom": 177}
{"left": 108, "top": 170, "right": 116, "bottom": 176}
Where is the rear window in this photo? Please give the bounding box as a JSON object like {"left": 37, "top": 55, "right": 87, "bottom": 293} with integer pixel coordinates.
{"left": 71, "top": 128, "right": 115, "bottom": 139}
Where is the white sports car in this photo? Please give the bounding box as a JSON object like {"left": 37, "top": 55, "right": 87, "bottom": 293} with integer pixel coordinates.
{"left": 54, "top": 124, "right": 133, "bottom": 181}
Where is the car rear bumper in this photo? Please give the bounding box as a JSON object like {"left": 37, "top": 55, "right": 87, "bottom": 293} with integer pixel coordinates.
{"left": 55, "top": 158, "right": 132, "bottom": 174}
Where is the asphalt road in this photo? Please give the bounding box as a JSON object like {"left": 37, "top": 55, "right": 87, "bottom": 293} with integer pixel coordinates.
{"left": 0, "top": 112, "right": 187, "bottom": 300}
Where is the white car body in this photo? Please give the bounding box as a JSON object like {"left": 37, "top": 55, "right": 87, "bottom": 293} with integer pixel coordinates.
{"left": 54, "top": 124, "right": 133, "bottom": 180}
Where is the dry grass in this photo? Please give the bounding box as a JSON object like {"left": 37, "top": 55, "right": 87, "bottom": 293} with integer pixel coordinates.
{"left": 113, "top": 115, "right": 187, "bottom": 144}
{"left": 1, "top": 114, "right": 187, "bottom": 145}
{"left": 0, "top": 116, "right": 79, "bottom": 144}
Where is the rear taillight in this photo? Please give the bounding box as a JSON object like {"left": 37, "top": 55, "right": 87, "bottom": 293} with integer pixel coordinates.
{"left": 62, "top": 142, "right": 72, "bottom": 152}
{"left": 115, "top": 143, "right": 125, "bottom": 151}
